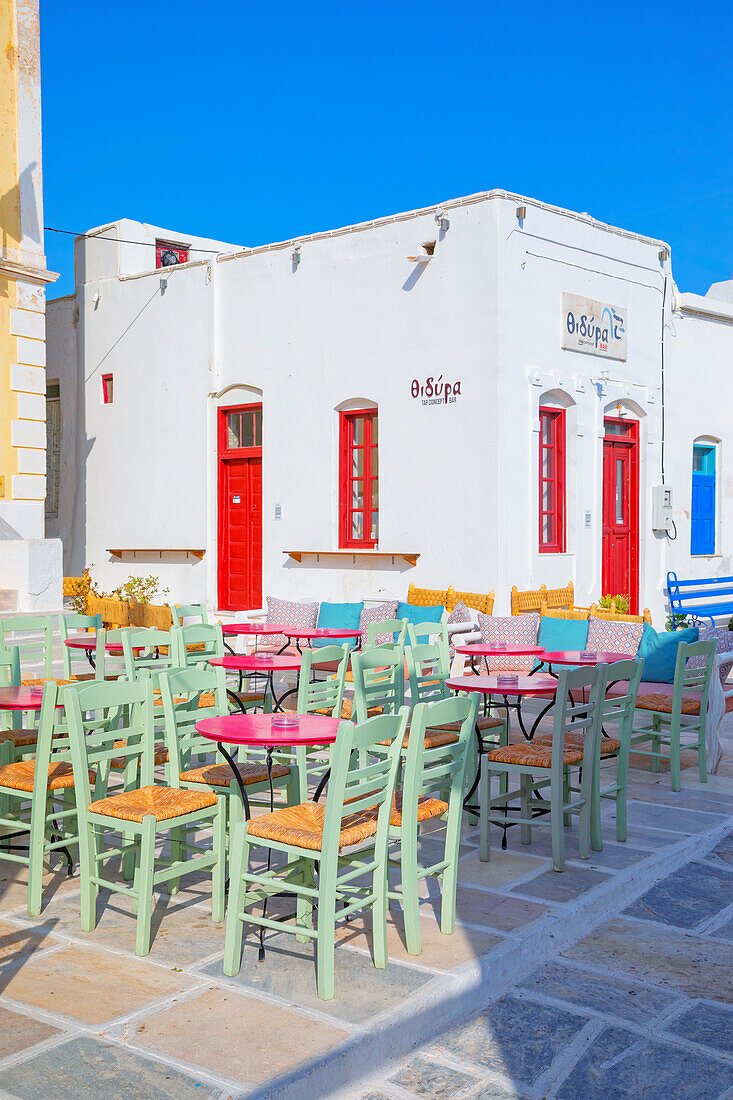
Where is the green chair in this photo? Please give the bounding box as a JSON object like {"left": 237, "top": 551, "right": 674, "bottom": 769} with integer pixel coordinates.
{"left": 290, "top": 644, "right": 350, "bottom": 800}
{"left": 171, "top": 603, "right": 209, "bottom": 627}
{"left": 351, "top": 645, "right": 405, "bottom": 722}
{"left": 59, "top": 613, "right": 104, "bottom": 681}
{"left": 158, "top": 664, "right": 297, "bottom": 841}
{"left": 0, "top": 680, "right": 79, "bottom": 915}
{"left": 65, "top": 677, "right": 226, "bottom": 956}
{"left": 365, "top": 618, "right": 408, "bottom": 647}
{"left": 406, "top": 620, "right": 449, "bottom": 651}
{"left": 223, "top": 710, "right": 409, "bottom": 1000}
{"left": 535, "top": 659, "right": 642, "bottom": 849}
{"left": 0, "top": 645, "right": 42, "bottom": 763}
{"left": 480, "top": 665, "right": 603, "bottom": 871}
{"left": 170, "top": 623, "right": 224, "bottom": 668}
{"left": 121, "top": 628, "right": 177, "bottom": 681}
{"left": 629, "top": 639, "right": 716, "bottom": 791}
{"left": 386, "top": 694, "right": 477, "bottom": 954}
{"left": 0, "top": 615, "right": 54, "bottom": 684}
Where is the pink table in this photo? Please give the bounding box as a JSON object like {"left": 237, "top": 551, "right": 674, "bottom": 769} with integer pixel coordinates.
{"left": 539, "top": 650, "right": 632, "bottom": 667}
{"left": 454, "top": 643, "right": 546, "bottom": 676}
{"left": 0, "top": 686, "right": 48, "bottom": 711}
{"left": 281, "top": 627, "right": 363, "bottom": 654}
{"left": 64, "top": 635, "right": 145, "bottom": 671}
{"left": 220, "top": 622, "right": 290, "bottom": 657}
{"left": 209, "top": 654, "right": 302, "bottom": 713}
{"left": 446, "top": 674, "right": 558, "bottom": 742}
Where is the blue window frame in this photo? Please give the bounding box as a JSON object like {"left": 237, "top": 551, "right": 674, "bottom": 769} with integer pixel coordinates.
{"left": 691, "top": 444, "right": 716, "bottom": 555}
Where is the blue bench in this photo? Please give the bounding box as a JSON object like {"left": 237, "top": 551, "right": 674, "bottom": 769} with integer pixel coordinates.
{"left": 666, "top": 571, "right": 733, "bottom": 627}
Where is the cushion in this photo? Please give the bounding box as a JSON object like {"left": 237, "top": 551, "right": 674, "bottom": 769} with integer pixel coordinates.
{"left": 395, "top": 602, "right": 445, "bottom": 643}
{"left": 535, "top": 615, "right": 589, "bottom": 672}
{"left": 689, "top": 627, "right": 733, "bottom": 686}
{"left": 586, "top": 616, "right": 644, "bottom": 656}
{"left": 360, "top": 600, "right": 399, "bottom": 646}
{"left": 447, "top": 600, "right": 474, "bottom": 659}
{"left": 313, "top": 601, "right": 364, "bottom": 648}
{"left": 637, "top": 624, "right": 699, "bottom": 683}
{"left": 477, "top": 612, "right": 539, "bottom": 673}
{"left": 265, "top": 596, "right": 319, "bottom": 649}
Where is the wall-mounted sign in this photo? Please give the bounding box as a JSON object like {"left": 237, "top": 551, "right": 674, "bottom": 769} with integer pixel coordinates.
{"left": 562, "top": 294, "right": 627, "bottom": 361}
{"left": 410, "top": 376, "right": 462, "bottom": 406}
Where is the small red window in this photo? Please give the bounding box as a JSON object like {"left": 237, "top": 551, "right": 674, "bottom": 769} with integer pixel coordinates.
{"left": 539, "top": 406, "right": 565, "bottom": 552}
{"left": 339, "top": 409, "right": 378, "bottom": 549}
{"left": 155, "top": 240, "right": 189, "bottom": 268}
{"left": 101, "top": 374, "right": 114, "bottom": 404}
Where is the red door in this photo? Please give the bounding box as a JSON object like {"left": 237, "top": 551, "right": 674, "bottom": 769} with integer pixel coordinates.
{"left": 218, "top": 405, "right": 262, "bottom": 610}
{"left": 602, "top": 418, "right": 639, "bottom": 613}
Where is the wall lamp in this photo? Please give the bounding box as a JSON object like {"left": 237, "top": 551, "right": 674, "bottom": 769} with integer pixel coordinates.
{"left": 435, "top": 210, "right": 450, "bottom": 232}
{"left": 658, "top": 247, "right": 669, "bottom": 262}
{"left": 292, "top": 245, "right": 302, "bottom": 270}
{"left": 516, "top": 205, "right": 526, "bottom": 221}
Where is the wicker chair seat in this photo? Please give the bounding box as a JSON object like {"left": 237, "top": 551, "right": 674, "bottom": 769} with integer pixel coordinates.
{"left": 180, "top": 761, "right": 290, "bottom": 787}
{"left": 89, "top": 784, "right": 217, "bottom": 823}
{"left": 533, "top": 732, "right": 621, "bottom": 756}
{"left": 389, "top": 791, "right": 448, "bottom": 826}
{"left": 429, "top": 716, "right": 504, "bottom": 733}
{"left": 0, "top": 760, "right": 93, "bottom": 792}
{"left": 339, "top": 699, "right": 383, "bottom": 721}
{"left": 21, "top": 678, "right": 74, "bottom": 687}
{"left": 246, "top": 800, "right": 378, "bottom": 852}
{"left": 0, "top": 728, "right": 39, "bottom": 747}
{"left": 110, "top": 741, "right": 169, "bottom": 770}
{"left": 635, "top": 693, "right": 700, "bottom": 716}
{"left": 486, "top": 743, "right": 584, "bottom": 768}
{"left": 227, "top": 690, "right": 267, "bottom": 708}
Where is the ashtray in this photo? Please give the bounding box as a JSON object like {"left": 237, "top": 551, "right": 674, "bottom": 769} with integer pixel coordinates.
{"left": 491, "top": 643, "right": 507, "bottom": 651}
{"left": 251, "top": 652, "right": 270, "bottom": 662}
{"left": 271, "top": 714, "right": 300, "bottom": 730}
{"left": 496, "top": 674, "right": 519, "bottom": 687}
{"left": 580, "top": 651, "right": 597, "bottom": 662}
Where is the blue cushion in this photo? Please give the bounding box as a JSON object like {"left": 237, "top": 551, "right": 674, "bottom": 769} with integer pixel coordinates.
{"left": 395, "top": 602, "right": 444, "bottom": 643}
{"left": 637, "top": 624, "right": 700, "bottom": 683}
{"left": 313, "top": 601, "right": 364, "bottom": 649}
{"left": 535, "top": 615, "right": 589, "bottom": 672}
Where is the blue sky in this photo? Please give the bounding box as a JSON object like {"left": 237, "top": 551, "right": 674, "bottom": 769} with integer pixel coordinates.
{"left": 41, "top": 1, "right": 732, "bottom": 298}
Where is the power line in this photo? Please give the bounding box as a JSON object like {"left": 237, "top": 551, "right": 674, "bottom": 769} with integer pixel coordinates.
{"left": 44, "top": 226, "right": 223, "bottom": 254}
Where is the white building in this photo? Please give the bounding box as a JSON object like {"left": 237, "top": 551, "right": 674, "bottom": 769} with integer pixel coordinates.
{"left": 46, "top": 191, "right": 733, "bottom": 624}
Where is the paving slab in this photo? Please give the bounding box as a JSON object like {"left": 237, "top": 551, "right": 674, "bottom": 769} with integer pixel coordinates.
{"left": 563, "top": 917, "right": 733, "bottom": 1003}
{"left": 10, "top": 889, "right": 226, "bottom": 966}
{"left": 334, "top": 907, "right": 503, "bottom": 970}
{"left": 202, "top": 932, "right": 436, "bottom": 1025}
{"left": 705, "top": 832, "right": 733, "bottom": 868}
{"left": 452, "top": 849, "right": 546, "bottom": 890}
{"left": 431, "top": 994, "right": 587, "bottom": 1089}
{"left": 389, "top": 1054, "right": 481, "bottom": 1096}
{"left": 0, "top": 1035, "right": 214, "bottom": 1099}
{"left": 623, "top": 860, "right": 733, "bottom": 930}
{"left": 709, "top": 916, "right": 733, "bottom": 942}
{"left": 609, "top": 801, "right": 728, "bottom": 835}
{"left": 0, "top": 943, "right": 195, "bottom": 1024}
{"left": 518, "top": 960, "right": 679, "bottom": 1024}
{"left": 664, "top": 1001, "right": 733, "bottom": 1055}
{"left": 0, "top": 865, "right": 79, "bottom": 917}
{"left": 0, "top": 1003, "right": 60, "bottom": 1060}
{"left": 0, "top": 919, "right": 60, "bottom": 973}
{"left": 554, "top": 1023, "right": 733, "bottom": 1099}
{"left": 134, "top": 985, "right": 348, "bottom": 1085}
{"left": 510, "top": 865, "right": 612, "bottom": 903}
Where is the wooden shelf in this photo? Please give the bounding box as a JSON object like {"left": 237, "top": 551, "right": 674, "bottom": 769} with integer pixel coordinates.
{"left": 106, "top": 549, "right": 206, "bottom": 560}
{"left": 285, "top": 550, "right": 420, "bottom": 567}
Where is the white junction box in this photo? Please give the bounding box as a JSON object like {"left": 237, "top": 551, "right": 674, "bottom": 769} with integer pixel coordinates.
{"left": 652, "top": 485, "right": 674, "bottom": 533}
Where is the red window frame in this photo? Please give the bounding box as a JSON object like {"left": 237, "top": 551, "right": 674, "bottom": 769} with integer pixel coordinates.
{"left": 155, "top": 240, "right": 189, "bottom": 268}
{"left": 217, "top": 403, "right": 262, "bottom": 459}
{"left": 539, "top": 406, "right": 566, "bottom": 553}
{"left": 101, "top": 373, "right": 114, "bottom": 404}
{"left": 339, "top": 408, "right": 378, "bottom": 549}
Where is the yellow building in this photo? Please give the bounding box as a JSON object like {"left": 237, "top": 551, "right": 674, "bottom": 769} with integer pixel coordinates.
{"left": 0, "top": 0, "right": 61, "bottom": 610}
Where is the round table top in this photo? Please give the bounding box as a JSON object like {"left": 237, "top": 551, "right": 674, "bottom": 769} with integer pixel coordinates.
{"left": 195, "top": 712, "right": 340, "bottom": 747}
{"left": 0, "top": 686, "right": 48, "bottom": 710}
{"left": 64, "top": 637, "right": 142, "bottom": 654}
{"left": 209, "top": 654, "right": 302, "bottom": 673}
{"left": 454, "top": 644, "right": 545, "bottom": 657}
{"left": 540, "top": 650, "right": 633, "bottom": 665}
{"left": 282, "top": 627, "right": 363, "bottom": 640}
{"left": 220, "top": 623, "right": 289, "bottom": 637}
{"left": 446, "top": 674, "right": 558, "bottom": 697}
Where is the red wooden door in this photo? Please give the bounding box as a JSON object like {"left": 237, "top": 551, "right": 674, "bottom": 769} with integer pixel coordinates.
{"left": 218, "top": 405, "right": 262, "bottom": 610}
{"left": 602, "top": 418, "right": 639, "bottom": 613}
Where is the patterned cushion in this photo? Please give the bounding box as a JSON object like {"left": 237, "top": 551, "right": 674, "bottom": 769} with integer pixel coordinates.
{"left": 689, "top": 627, "right": 733, "bottom": 686}
{"left": 265, "top": 596, "right": 319, "bottom": 649}
{"left": 447, "top": 600, "right": 474, "bottom": 660}
{"left": 586, "top": 616, "right": 644, "bottom": 656}
{"left": 477, "top": 613, "right": 539, "bottom": 673}
{"left": 359, "top": 600, "right": 399, "bottom": 646}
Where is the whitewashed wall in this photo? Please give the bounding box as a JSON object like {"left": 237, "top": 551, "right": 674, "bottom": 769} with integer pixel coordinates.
{"left": 48, "top": 193, "right": 733, "bottom": 624}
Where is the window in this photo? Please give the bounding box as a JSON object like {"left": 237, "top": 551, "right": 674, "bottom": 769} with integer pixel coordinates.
{"left": 691, "top": 442, "right": 716, "bottom": 555}
{"left": 226, "top": 406, "right": 262, "bottom": 450}
{"left": 101, "top": 374, "right": 114, "bottom": 404}
{"left": 539, "top": 406, "right": 565, "bottom": 552}
{"left": 155, "top": 240, "right": 189, "bottom": 268}
{"left": 45, "top": 382, "right": 60, "bottom": 518}
{"left": 339, "top": 408, "right": 378, "bottom": 548}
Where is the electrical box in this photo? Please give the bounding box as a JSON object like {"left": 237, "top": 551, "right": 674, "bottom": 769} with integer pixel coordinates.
{"left": 652, "top": 485, "right": 674, "bottom": 533}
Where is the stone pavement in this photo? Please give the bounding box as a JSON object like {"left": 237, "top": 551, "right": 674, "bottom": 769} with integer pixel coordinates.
{"left": 0, "top": 655, "right": 728, "bottom": 1097}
